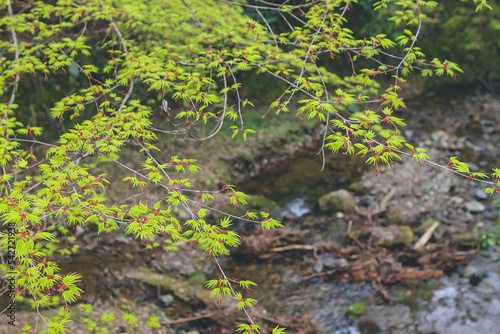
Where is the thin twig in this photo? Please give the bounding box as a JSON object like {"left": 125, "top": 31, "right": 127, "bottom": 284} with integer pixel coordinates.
{"left": 180, "top": 0, "right": 205, "bottom": 32}
{"left": 109, "top": 19, "right": 134, "bottom": 112}
{"left": 394, "top": 6, "right": 422, "bottom": 85}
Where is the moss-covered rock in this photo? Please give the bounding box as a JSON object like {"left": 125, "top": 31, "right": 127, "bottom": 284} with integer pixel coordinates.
{"left": 188, "top": 273, "right": 207, "bottom": 285}
{"left": 318, "top": 189, "right": 355, "bottom": 212}
{"left": 369, "top": 226, "right": 414, "bottom": 247}
{"left": 123, "top": 267, "right": 212, "bottom": 304}
{"left": 245, "top": 195, "right": 279, "bottom": 210}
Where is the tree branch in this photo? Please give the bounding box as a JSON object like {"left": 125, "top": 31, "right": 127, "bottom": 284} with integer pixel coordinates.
{"left": 109, "top": 19, "right": 134, "bottom": 112}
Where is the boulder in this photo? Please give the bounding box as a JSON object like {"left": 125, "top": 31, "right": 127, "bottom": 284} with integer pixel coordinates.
{"left": 318, "top": 189, "right": 355, "bottom": 212}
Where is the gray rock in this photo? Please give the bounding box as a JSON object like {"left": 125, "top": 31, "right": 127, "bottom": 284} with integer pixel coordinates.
{"left": 365, "top": 304, "right": 412, "bottom": 332}
{"left": 318, "top": 189, "right": 355, "bottom": 212}
{"left": 468, "top": 162, "right": 480, "bottom": 172}
{"left": 464, "top": 200, "right": 486, "bottom": 213}
{"left": 160, "top": 294, "right": 175, "bottom": 307}
{"left": 475, "top": 189, "right": 489, "bottom": 200}
{"left": 450, "top": 196, "right": 464, "bottom": 206}
{"left": 404, "top": 129, "right": 414, "bottom": 140}
{"left": 322, "top": 255, "right": 348, "bottom": 268}
{"left": 431, "top": 130, "right": 450, "bottom": 145}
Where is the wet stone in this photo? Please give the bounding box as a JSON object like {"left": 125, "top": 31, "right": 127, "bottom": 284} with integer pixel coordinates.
{"left": 160, "top": 294, "right": 175, "bottom": 307}
{"left": 464, "top": 200, "right": 486, "bottom": 213}
{"left": 318, "top": 189, "right": 356, "bottom": 213}
{"left": 475, "top": 189, "right": 489, "bottom": 200}
{"left": 321, "top": 254, "right": 348, "bottom": 268}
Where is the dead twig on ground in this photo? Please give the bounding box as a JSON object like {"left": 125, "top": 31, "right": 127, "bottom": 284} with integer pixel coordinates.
{"left": 414, "top": 222, "right": 439, "bottom": 249}
{"left": 269, "top": 244, "right": 316, "bottom": 252}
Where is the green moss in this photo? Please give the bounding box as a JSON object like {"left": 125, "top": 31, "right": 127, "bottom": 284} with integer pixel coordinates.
{"left": 422, "top": 219, "right": 439, "bottom": 228}
{"left": 188, "top": 273, "right": 207, "bottom": 285}
{"left": 347, "top": 301, "right": 367, "bottom": 315}
{"left": 398, "top": 280, "right": 442, "bottom": 310}
{"left": 246, "top": 195, "right": 279, "bottom": 209}
{"left": 371, "top": 226, "right": 414, "bottom": 247}
{"left": 386, "top": 214, "right": 403, "bottom": 225}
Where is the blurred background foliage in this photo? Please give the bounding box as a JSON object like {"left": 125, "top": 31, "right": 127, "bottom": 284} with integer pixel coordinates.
{"left": 346, "top": 0, "right": 500, "bottom": 86}
{"left": 5, "top": 0, "right": 500, "bottom": 141}
{"left": 232, "top": 0, "right": 500, "bottom": 96}
{"left": 419, "top": 1, "right": 500, "bottom": 85}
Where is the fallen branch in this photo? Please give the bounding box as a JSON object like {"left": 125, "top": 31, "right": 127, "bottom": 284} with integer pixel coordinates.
{"left": 389, "top": 270, "right": 444, "bottom": 282}
{"left": 269, "top": 244, "right": 316, "bottom": 252}
{"left": 414, "top": 221, "right": 439, "bottom": 249}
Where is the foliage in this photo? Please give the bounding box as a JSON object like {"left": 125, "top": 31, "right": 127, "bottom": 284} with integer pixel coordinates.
{"left": 352, "top": 0, "right": 500, "bottom": 86}
{"left": 477, "top": 223, "right": 500, "bottom": 250}
{"left": 0, "top": 0, "right": 498, "bottom": 333}
{"left": 419, "top": 1, "right": 500, "bottom": 85}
